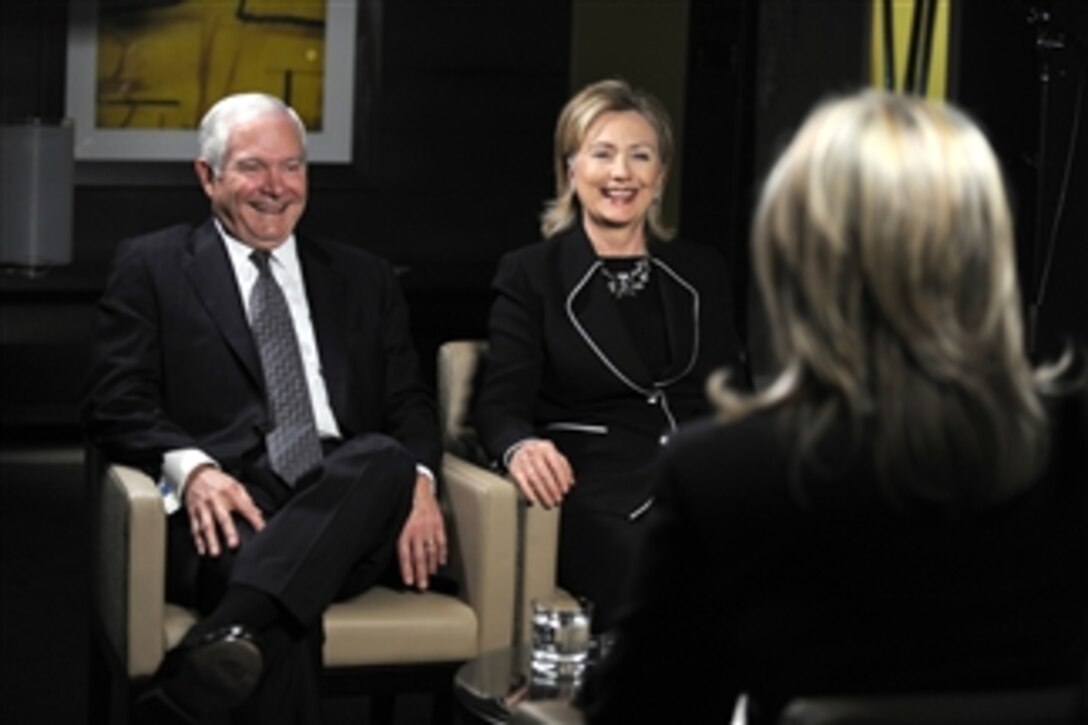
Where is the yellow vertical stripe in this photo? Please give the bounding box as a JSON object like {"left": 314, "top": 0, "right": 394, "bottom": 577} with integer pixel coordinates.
{"left": 871, "top": 0, "right": 951, "bottom": 99}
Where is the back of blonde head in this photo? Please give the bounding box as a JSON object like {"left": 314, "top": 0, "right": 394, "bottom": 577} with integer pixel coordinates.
{"left": 718, "top": 90, "right": 1049, "bottom": 509}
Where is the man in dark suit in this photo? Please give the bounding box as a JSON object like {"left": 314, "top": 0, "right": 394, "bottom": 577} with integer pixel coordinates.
{"left": 84, "top": 93, "right": 446, "bottom": 724}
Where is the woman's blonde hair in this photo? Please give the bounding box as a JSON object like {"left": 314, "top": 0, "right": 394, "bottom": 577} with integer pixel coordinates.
{"left": 713, "top": 90, "right": 1052, "bottom": 510}
{"left": 540, "top": 79, "right": 675, "bottom": 240}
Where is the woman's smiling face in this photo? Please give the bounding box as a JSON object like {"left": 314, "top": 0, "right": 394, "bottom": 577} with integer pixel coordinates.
{"left": 571, "top": 110, "right": 665, "bottom": 234}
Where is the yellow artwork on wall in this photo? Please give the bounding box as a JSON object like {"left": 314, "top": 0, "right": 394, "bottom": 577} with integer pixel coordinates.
{"left": 870, "top": 0, "right": 951, "bottom": 99}
{"left": 94, "top": 0, "right": 329, "bottom": 131}
{"left": 66, "top": 0, "right": 356, "bottom": 161}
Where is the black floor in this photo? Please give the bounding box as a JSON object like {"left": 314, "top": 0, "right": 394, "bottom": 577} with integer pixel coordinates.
{"left": 1, "top": 444, "right": 88, "bottom": 725}
{"left": 0, "top": 443, "right": 445, "bottom": 725}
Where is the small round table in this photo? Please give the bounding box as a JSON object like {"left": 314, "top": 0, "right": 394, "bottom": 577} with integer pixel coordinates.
{"left": 454, "top": 644, "right": 585, "bottom": 724}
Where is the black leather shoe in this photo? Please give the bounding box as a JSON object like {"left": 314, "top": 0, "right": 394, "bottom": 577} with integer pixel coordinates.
{"left": 134, "top": 625, "right": 263, "bottom": 725}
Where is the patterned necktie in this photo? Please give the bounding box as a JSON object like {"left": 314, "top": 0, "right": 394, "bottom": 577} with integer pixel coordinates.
{"left": 249, "top": 250, "right": 323, "bottom": 485}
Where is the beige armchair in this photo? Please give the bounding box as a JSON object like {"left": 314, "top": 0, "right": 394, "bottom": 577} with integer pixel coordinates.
{"left": 90, "top": 447, "right": 519, "bottom": 723}
{"left": 436, "top": 340, "right": 572, "bottom": 644}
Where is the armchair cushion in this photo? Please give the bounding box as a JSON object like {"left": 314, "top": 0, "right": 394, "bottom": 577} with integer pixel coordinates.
{"left": 324, "top": 588, "right": 477, "bottom": 666}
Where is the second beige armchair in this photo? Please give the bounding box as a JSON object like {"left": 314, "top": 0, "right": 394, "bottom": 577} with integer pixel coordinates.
{"left": 436, "top": 339, "right": 573, "bottom": 644}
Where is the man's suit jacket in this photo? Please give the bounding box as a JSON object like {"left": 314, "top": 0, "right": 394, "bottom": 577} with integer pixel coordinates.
{"left": 84, "top": 218, "right": 440, "bottom": 480}
{"left": 474, "top": 224, "right": 746, "bottom": 516}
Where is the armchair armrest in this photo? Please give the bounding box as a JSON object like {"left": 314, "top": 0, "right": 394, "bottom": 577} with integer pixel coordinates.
{"left": 442, "top": 452, "right": 519, "bottom": 653}
{"left": 96, "top": 464, "right": 168, "bottom": 677}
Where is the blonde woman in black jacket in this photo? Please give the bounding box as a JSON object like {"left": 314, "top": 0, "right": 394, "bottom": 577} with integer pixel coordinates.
{"left": 475, "top": 79, "right": 747, "bottom": 633}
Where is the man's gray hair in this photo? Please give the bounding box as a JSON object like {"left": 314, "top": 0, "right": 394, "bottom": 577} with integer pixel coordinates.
{"left": 197, "top": 93, "right": 307, "bottom": 176}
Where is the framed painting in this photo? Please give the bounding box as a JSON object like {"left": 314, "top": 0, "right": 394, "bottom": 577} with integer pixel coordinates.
{"left": 65, "top": 0, "right": 357, "bottom": 163}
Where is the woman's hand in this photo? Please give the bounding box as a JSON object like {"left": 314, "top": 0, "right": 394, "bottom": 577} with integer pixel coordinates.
{"left": 508, "top": 439, "right": 575, "bottom": 508}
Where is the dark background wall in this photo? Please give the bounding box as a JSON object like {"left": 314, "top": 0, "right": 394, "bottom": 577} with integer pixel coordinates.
{"left": 3, "top": 0, "right": 1084, "bottom": 441}
{"left": 1, "top": 0, "right": 572, "bottom": 444}
{"left": 953, "top": 0, "right": 1088, "bottom": 362}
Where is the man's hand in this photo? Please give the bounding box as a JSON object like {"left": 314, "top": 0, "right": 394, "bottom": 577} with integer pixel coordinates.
{"left": 397, "top": 474, "right": 447, "bottom": 591}
{"left": 508, "top": 439, "right": 575, "bottom": 508}
{"left": 183, "top": 465, "right": 265, "bottom": 557}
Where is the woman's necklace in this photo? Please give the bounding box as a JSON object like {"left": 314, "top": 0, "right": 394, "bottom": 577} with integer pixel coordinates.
{"left": 599, "top": 257, "right": 651, "bottom": 299}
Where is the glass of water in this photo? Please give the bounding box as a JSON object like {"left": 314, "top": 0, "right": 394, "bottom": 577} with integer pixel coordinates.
{"left": 530, "top": 596, "right": 593, "bottom": 682}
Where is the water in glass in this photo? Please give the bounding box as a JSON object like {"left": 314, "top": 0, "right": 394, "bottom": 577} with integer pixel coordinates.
{"left": 530, "top": 598, "right": 592, "bottom": 681}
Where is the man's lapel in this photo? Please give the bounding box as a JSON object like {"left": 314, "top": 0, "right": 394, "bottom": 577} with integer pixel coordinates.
{"left": 182, "top": 219, "right": 263, "bottom": 387}
{"left": 298, "top": 237, "right": 349, "bottom": 422}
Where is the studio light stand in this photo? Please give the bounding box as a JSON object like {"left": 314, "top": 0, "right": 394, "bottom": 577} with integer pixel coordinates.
{"left": 1023, "top": 0, "right": 1084, "bottom": 357}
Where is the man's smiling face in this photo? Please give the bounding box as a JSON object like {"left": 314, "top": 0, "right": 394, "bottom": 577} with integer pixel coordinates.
{"left": 199, "top": 111, "right": 308, "bottom": 250}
